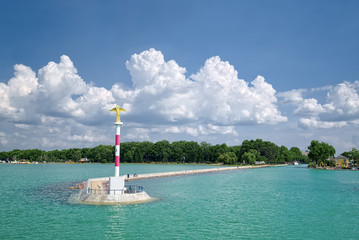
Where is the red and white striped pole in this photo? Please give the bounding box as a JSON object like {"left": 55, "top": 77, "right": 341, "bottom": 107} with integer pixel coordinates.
{"left": 110, "top": 104, "right": 126, "bottom": 178}
{"left": 114, "top": 122, "right": 122, "bottom": 177}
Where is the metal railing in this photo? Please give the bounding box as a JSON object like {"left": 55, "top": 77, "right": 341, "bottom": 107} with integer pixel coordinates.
{"left": 86, "top": 185, "right": 144, "bottom": 195}
{"left": 87, "top": 188, "right": 112, "bottom": 195}
{"left": 125, "top": 185, "right": 144, "bottom": 194}
{"left": 108, "top": 189, "right": 125, "bottom": 195}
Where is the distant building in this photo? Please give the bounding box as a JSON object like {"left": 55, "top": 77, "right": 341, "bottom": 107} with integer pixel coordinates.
{"left": 332, "top": 155, "right": 350, "bottom": 168}
{"left": 302, "top": 150, "right": 309, "bottom": 156}
{"left": 79, "top": 158, "right": 90, "bottom": 163}
{"left": 255, "top": 161, "right": 265, "bottom": 165}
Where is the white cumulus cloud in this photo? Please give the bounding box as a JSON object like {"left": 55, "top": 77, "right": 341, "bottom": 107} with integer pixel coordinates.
{"left": 296, "top": 81, "right": 359, "bottom": 129}
{"left": 294, "top": 98, "right": 326, "bottom": 115}
{"left": 0, "top": 48, "right": 288, "bottom": 150}
{"left": 190, "top": 57, "right": 287, "bottom": 124}
{"left": 298, "top": 117, "right": 348, "bottom": 129}
{"left": 123, "top": 49, "right": 287, "bottom": 125}
{"left": 277, "top": 89, "right": 305, "bottom": 104}
{"left": 326, "top": 81, "right": 359, "bottom": 116}
{"left": 0, "top": 64, "right": 38, "bottom": 121}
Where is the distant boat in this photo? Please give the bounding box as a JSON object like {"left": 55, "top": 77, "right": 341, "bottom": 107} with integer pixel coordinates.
{"left": 293, "top": 161, "right": 299, "bottom": 165}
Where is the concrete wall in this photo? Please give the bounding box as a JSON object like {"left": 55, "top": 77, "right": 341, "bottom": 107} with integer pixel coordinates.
{"left": 79, "top": 176, "right": 151, "bottom": 204}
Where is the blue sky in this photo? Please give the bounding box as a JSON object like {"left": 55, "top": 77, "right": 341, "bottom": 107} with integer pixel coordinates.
{"left": 1, "top": 0, "right": 359, "bottom": 155}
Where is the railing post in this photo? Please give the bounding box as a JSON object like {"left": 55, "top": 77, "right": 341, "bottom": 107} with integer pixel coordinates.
{"left": 87, "top": 185, "right": 143, "bottom": 195}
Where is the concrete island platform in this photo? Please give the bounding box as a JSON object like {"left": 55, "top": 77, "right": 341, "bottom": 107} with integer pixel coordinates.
{"left": 79, "top": 177, "right": 152, "bottom": 205}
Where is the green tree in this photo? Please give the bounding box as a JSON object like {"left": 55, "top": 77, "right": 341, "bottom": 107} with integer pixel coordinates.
{"left": 81, "top": 148, "right": 91, "bottom": 158}
{"left": 200, "top": 142, "right": 212, "bottom": 163}
{"left": 210, "top": 144, "right": 228, "bottom": 163}
{"left": 290, "top": 147, "right": 302, "bottom": 161}
{"left": 171, "top": 141, "right": 188, "bottom": 163}
{"left": 260, "top": 142, "right": 279, "bottom": 164}
{"left": 342, "top": 147, "right": 359, "bottom": 167}
{"left": 329, "top": 159, "right": 335, "bottom": 167}
{"left": 290, "top": 147, "right": 309, "bottom": 163}
{"left": 248, "top": 149, "right": 259, "bottom": 159}
{"left": 121, "top": 142, "right": 140, "bottom": 163}
{"left": 90, "top": 145, "right": 113, "bottom": 163}
{"left": 131, "top": 142, "right": 146, "bottom": 163}
{"left": 29, "top": 149, "right": 46, "bottom": 162}
{"left": 228, "top": 145, "right": 241, "bottom": 163}
{"left": 277, "top": 145, "right": 293, "bottom": 163}
{"left": 148, "top": 140, "right": 172, "bottom": 162}
{"left": 124, "top": 149, "right": 134, "bottom": 163}
{"left": 242, "top": 152, "right": 256, "bottom": 165}
{"left": 218, "top": 152, "right": 237, "bottom": 165}
{"left": 239, "top": 139, "right": 279, "bottom": 164}
{"left": 351, "top": 148, "right": 359, "bottom": 167}
{"left": 184, "top": 141, "right": 203, "bottom": 163}
{"left": 66, "top": 148, "right": 82, "bottom": 162}
{"left": 140, "top": 141, "right": 154, "bottom": 162}
{"left": 308, "top": 140, "right": 336, "bottom": 165}
{"left": 239, "top": 140, "right": 259, "bottom": 159}
{"left": 308, "top": 162, "right": 316, "bottom": 168}
{"left": 8, "top": 149, "right": 21, "bottom": 161}
{"left": 47, "top": 149, "right": 66, "bottom": 162}
{"left": 0, "top": 151, "right": 7, "bottom": 160}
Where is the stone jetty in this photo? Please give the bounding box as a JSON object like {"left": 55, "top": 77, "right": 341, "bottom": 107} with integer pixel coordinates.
{"left": 78, "top": 164, "right": 282, "bottom": 204}
{"left": 125, "top": 164, "right": 277, "bottom": 181}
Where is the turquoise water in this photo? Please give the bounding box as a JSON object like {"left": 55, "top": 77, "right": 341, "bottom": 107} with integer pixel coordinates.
{"left": 1, "top": 164, "right": 358, "bottom": 239}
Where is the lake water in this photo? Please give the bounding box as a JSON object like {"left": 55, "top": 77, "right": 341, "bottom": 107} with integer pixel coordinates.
{"left": 1, "top": 163, "right": 358, "bottom": 239}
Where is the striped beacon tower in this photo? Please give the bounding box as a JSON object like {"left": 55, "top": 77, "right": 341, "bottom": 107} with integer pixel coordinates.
{"left": 109, "top": 105, "right": 126, "bottom": 194}
{"left": 114, "top": 120, "right": 122, "bottom": 177}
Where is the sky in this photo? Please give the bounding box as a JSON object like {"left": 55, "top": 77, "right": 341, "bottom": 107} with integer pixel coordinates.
{"left": 1, "top": 0, "right": 359, "bottom": 155}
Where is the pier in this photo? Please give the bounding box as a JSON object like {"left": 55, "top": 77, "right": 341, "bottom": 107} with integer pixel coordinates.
{"left": 78, "top": 164, "right": 282, "bottom": 204}
{"left": 125, "top": 164, "right": 278, "bottom": 181}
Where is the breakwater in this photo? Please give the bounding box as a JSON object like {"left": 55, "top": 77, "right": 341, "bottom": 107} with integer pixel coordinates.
{"left": 125, "top": 164, "right": 280, "bottom": 181}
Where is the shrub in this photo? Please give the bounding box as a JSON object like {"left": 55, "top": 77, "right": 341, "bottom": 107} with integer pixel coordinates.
{"left": 308, "top": 162, "right": 316, "bottom": 168}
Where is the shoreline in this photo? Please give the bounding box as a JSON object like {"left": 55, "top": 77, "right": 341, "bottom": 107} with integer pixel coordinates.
{"left": 1, "top": 161, "right": 284, "bottom": 167}
{"left": 310, "top": 166, "right": 358, "bottom": 171}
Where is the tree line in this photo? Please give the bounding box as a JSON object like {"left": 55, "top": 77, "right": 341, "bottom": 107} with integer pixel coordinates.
{"left": 0, "top": 139, "right": 309, "bottom": 165}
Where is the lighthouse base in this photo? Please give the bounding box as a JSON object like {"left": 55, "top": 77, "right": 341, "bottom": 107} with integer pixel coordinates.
{"left": 78, "top": 177, "right": 152, "bottom": 205}
{"left": 109, "top": 176, "right": 125, "bottom": 194}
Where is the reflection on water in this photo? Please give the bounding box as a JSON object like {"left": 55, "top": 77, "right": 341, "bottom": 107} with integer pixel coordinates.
{"left": 105, "top": 206, "right": 126, "bottom": 239}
